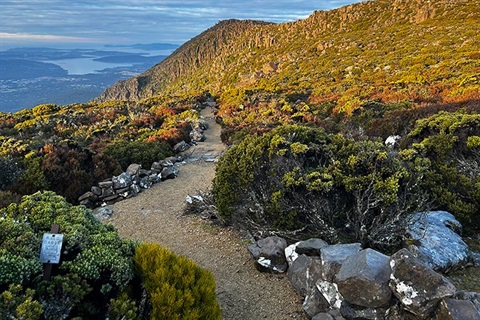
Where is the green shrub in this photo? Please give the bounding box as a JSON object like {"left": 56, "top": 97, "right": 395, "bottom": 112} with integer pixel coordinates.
{"left": 104, "top": 140, "right": 172, "bottom": 170}
{"left": 0, "top": 191, "right": 138, "bottom": 318}
{"left": 134, "top": 243, "right": 221, "bottom": 320}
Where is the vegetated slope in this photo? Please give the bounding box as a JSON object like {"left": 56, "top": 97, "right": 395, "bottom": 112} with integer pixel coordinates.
{"left": 97, "top": 0, "right": 480, "bottom": 112}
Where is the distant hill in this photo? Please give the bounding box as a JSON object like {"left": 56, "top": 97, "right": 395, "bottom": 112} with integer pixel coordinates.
{"left": 0, "top": 59, "right": 68, "bottom": 80}
{"left": 97, "top": 0, "right": 480, "bottom": 113}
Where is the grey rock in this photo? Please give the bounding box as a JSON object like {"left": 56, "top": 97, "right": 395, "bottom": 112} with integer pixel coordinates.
{"left": 93, "top": 206, "right": 113, "bottom": 221}
{"left": 288, "top": 254, "right": 323, "bottom": 296}
{"left": 312, "top": 313, "right": 334, "bottom": 320}
{"left": 248, "top": 236, "right": 288, "bottom": 273}
{"left": 130, "top": 184, "right": 141, "bottom": 196}
{"left": 406, "top": 211, "right": 471, "bottom": 273}
{"left": 151, "top": 161, "right": 162, "bottom": 172}
{"left": 112, "top": 172, "right": 132, "bottom": 189}
{"left": 126, "top": 163, "right": 141, "bottom": 176}
{"left": 436, "top": 298, "right": 480, "bottom": 320}
{"left": 316, "top": 279, "right": 344, "bottom": 310}
{"left": 389, "top": 248, "right": 457, "bottom": 318}
{"left": 138, "top": 168, "right": 150, "bottom": 177}
{"left": 79, "top": 199, "right": 94, "bottom": 208}
{"left": 139, "top": 177, "right": 152, "bottom": 189}
{"left": 161, "top": 166, "right": 179, "bottom": 181}
{"left": 340, "top": 301, "right": 388, "bottom": 320}
{"left": 285, "top": 242, "right": 300, "bottom": 267}
{"left": 190, "top": 128, "right": 205, "bottom": 142}
{"left": 453, "top": 291, "right": 480, "bottom": 314}
{"left": 296, "top": 238, "right": 329, "bottom": 256}
{"left": 103, "top": 194, "right": 120, "bottom": 202}
{"left": 148, "top": 173, "right": 161, "bottom": 184}
{"left": 101, "top": 186, "right": 115, "bottom": 198}
{"left": 303, "top": 286, "right": 329, "bottom": 318}
{"left": 173, "top": 140, "right": 190, "bottom": 153}
{"left": 336, "top": 248, "right": 392, "bottom": 308}
{"left": 91, "top": 186, "right": 102, "bottom": 196}
{"left": 320, "top": 243, "right": 362, "bottom": 282}
{"left": 98, "top": 180, "right": 113, "bottom": 188}
{"left": 78, "top": 191, "right": 94, "bottom": 202}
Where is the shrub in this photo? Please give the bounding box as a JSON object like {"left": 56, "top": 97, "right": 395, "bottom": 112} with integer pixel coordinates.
{"left": 213, "top": 125, "right": 430, "bottom": 250}
{"left": 0, "top": 191, "right": 138, "bottom": 318}
{"left": 134, "top": 243, "right": 221, "bottom": 320}
{"left": 104, "top": 140, "right": 172, "bottom": 170}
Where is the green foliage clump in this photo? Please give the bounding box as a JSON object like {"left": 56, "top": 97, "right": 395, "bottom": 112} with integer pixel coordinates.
{"left": 134, "top": 243, "right": 221, "bottom": 320}
{"left": 213, "top": 125, "right": 430, "bottom": 249}
{"left": 0, "top": 191, "right": 137, "bottom": 318}
{"left": 104, "top": 139, "right": 172, "bottom": 170}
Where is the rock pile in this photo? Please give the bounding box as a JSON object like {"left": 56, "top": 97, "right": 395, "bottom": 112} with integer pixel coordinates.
{"left": 247, "top": 211, "right": 480, "bottom": 320}
{"left": 78, "top": 156, "right": 183, "bottom": 208}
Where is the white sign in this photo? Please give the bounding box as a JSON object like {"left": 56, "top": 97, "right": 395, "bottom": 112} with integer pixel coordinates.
{"left": 39, "top": 233, "right": 64, "bottom": 264}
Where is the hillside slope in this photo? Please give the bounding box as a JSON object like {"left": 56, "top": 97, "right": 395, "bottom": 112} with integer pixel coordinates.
{"left": 97, "top": 0, "right": 479, "bottom": 112}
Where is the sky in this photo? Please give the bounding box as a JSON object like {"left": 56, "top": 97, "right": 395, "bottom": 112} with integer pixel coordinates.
{"left": 0, "top": 1, "right": 362, "bottom": 50}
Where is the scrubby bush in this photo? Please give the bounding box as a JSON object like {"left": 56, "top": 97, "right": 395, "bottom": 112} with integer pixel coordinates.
{"left": 0, "top": 191, "right": 138, "bottom": 318}
{"left": 134, "top": 243, "right": 222, "bottom": 320}
{"left": 104, "top": 140, "right": 172, "bottom": 170}
{"left": 0, "top": 191, "right": 222, "bottom": 319}
{"left": 213, "top": 125, "right": 430, "bottom": 250}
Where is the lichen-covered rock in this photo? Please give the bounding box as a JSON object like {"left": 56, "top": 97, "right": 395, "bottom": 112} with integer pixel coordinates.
{"left": 389, "top": 249, "right": 457, "bottom": 318}
{"left": 436, "top": 298, "right": 480, "bottom": 320}
{"left": 93, "top": 206, "right": 113, "bottom": 221}
{"left": 296, "top": 238, "right": 329, "bottom": 256}
{"left": 112, "top": 172, "right": 132, "bottom": 189}
{"left": 406, "top": 211, "right": 471, "bottom": 273}
{"left": 320, "top": 243, "right": 362, "bottom": 282}
{"left": 336, "top": 248, "right": 392, "bottom": 308}
{"left": 247, "top": 236, "right": 288, "bottom": 273}
{"left": 288, "top": 255, "right": 323, "bottom": 296}
{"left": 316, "top": 279, "right": 344, "bottom": 310}
{"left": 285, "top": 242, "right": 300, "bottom": 267}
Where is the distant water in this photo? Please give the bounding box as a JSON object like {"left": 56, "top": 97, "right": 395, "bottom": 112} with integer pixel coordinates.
{"left": 44, "top": 49, "right": 174, "bottom": 75}
{"left": 43, "top": 58, "right": 131, "bottom": 75}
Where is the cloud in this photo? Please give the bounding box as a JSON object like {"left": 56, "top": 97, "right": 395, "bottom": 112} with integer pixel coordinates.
{"left": 0, "top": 32, "right": 95, "bottom": 43}
{"left": 0, "top": 1, "right": 362, "bottom": 47}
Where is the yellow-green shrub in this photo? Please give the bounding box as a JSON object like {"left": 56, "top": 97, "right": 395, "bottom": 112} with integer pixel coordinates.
{"left": 134, "top": 243, "right": 221, "bottom": 320}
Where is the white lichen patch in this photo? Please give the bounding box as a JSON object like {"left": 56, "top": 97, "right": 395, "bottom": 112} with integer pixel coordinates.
{"left": 394, "top": 280, "right": 419, "bottom": 305}
{"left": 284, "top": 242, "right": 299, "bottom": 266}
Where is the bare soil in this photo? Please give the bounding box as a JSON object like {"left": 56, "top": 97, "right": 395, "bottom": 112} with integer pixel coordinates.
{"left": 107, "top": 108, "right": 306, "bottom": 319}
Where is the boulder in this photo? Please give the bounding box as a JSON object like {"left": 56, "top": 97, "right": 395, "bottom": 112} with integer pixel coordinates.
{"left": 101, "top": 186, "right": 115, "bottom": 198}
{"left": 288, "top": 254, "right": 323, "bottom": 296}
{"left": 112, "top": 172, "right": 132, "bottom": 190}
{"left": 190, "top": 128, "right": 205, "bottom": 142}
{"left": 91, "top": 186, "right": 102, "bottom": 196}
{"left": 138, "top": 168, "right": 150, "bottom": 177}
{"left": 126, "top": 163, "right": 141, "bottom": 176}
{"left": 320, "top": 243, "right": 362, "bottom": 282}
{"left": 130, "top": 184, "right": 141, "bottom": 196}
{"left": 285, "top": 242, "right": 300, "bottom": 266}
{"left": 93, "top": 206, "right": 113, "bottom": 221}
{"left": 453, "top": 291, "right": 480, "bottom": 315}
{"left": 303, "top": 285, "right": 330, "bottom": 318}
{"left": 316, "top": 279, "right": 344, "bottom": 310}
{"left": 336, "top": 248, "right": 392, "bottom": 308}
{"left": 161, "top": 166, "right": 179, "bottom": 180}
{"left": 389, "top": 248, "right": 457, "bottom": 318}
{"left": 151, "top": 161, "right": 163, "bottom": 173}
{"left": 173, "top": 140, "right": 190, "bottom": 153}
{"left": 148, "top": 173, "right": 161, "bottom": 184}
{"left": 248, "top": 236, "right": 288, "bottom": 273}
{"left": 436, "top": 298, "right": 480, "bottom": 320}
{"left": 340, "top": 301, "right": 388, "bottom": 320}
{"left": 406, "top": 211, "right": 471, "bottom": 273}
{"left": 296, "top": 238, "right": 329, "bottom": 256}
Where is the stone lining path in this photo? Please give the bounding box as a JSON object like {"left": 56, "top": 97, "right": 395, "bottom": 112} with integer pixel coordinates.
{"left": 107, "top": 107, "right": 306, "bottom": 319}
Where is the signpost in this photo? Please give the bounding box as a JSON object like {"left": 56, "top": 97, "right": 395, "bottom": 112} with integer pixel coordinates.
{"left": 40, "top": 224, "right": 63, "bottom": 280}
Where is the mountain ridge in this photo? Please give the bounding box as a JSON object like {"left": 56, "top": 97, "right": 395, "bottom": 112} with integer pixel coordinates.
{"left": 96, "top": 0, "right": 479, "bottom": 106}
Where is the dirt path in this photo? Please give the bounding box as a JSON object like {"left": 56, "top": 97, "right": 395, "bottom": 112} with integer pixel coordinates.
{"left": 108, "top": 107, "right": 305, "bottom": 320}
